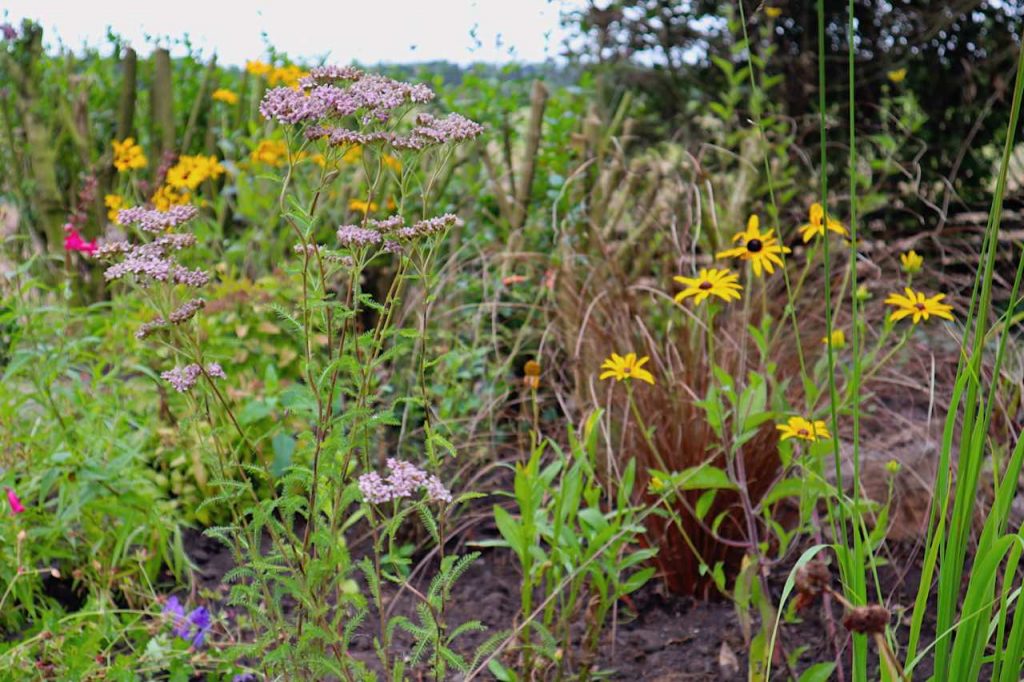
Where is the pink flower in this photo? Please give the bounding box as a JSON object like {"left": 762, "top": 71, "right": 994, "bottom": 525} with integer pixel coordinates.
{"left": 6, "top": 487, "right": 25, "bottom": 514}
{"left": 64, "top": 225, "right": 97, "bottom": 255}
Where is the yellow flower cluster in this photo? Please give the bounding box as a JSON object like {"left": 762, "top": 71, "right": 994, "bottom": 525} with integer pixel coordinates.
{"left": 211, "top": 88, "right": 239, "bottom": 104}
{"left": 251, "top": 139, "right": 289, "bottom": 166}
{"left": 166, "top": 155, "right": 225, "bottom": 191}
{"left": 104, "top": 194, "right": 124, "bottom": 222}
{"left": 246, "top": 60, "right": 308, "bottom": 88}
{"left": 349, "top": 199, "right": 378, "bottom": 214}
{"left": 112, "top": 138, "right": 147, "bottom": 172}
{"left": 151, "top": 185, "right": 189, "bottom": 211}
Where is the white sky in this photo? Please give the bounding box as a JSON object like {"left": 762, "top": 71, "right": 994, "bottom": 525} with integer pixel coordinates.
{"left": 2, "top": 0, "right": 582, "bottom": 65}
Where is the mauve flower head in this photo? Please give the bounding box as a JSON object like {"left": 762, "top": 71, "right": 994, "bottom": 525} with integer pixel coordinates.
{"left": 369, "top": 215, "right": 405, "bottom": 232}
{"left": 0, "top": 23, "right": 17, "bottom": 41}
{"left": 136, "top": 317, "right": 167, "bottom": 340}
{"left": 5, "top": 487, "right": 25, "bottom": 515}
{"left": 161, "top": 363, "right": 225, "bottom": 392}
{"left": 117, "top": 205, "right": 198, "bottom": 234}
{"left": 300, "top": 65, "right": 364, "bottom": 89}
{"left": 168, "top": 298, "right": 205, "bottom": 324}
{"left": 336, "top": 225, "right": 382, "bottom": 249}
{"left": 357, "top": 459, "right": 452, "bottom": 505}
{"left": 260, "top": 65, "right": 438, "bottom": 128}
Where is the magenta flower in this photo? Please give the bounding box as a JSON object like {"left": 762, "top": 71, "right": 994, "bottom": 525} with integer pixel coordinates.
{"left": 5, "top": 487, "right": 25, "bottom": 514}
{"left": 63, "top": 225, "right": 97, "bottom": 255}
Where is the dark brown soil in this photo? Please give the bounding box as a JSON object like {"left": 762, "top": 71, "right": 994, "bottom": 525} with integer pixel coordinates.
{"left": 182, "top": 528, "right": 931, "bottom": 680}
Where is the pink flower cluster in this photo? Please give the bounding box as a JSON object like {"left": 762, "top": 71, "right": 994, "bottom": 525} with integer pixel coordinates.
{"left": 260, "top": 66, "right": 434, "bottom": 126}
{"left": 137, "top": 298, "right": 206, "bottom": 340}
{"left": 336, "top": 225, "right": 384, "bottom": 249}
{"left": 358, "top": 459, "right": 452, "bottom": 505}
{"left": 117, "top": 205, "right": 199, "bottom": 233}
{"left": 99, "top": 215, "right": 208, "bottom": 288}
{"left": 161, "top": 362, "right": 226, "bottom": 393}
{"left": 64, "top": 225, "right": 97, "bottom": 255}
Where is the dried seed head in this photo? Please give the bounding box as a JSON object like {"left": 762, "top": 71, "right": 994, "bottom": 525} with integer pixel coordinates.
{"left": 843, "top": 604, "right": 891, "bottom": 635}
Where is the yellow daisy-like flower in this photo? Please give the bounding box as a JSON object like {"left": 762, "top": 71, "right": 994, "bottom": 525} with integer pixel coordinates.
{"left": 104, "top": 194, "right": 124, "bottom": 222}
{"left": 342, "top": 145, "right": 363, "bottom": 164}
{"left": 599, "top": 352, "right": 655, "bottom": 385}
{"left": 884, "top": 287, "right": 954, "bottom": 324}
{"left": 821, "top": 329, "right": 846, "bottom": 349}
{"left": 716, "top": 214, "right": 791, "bottom": 277}
{"left": 673, "top": 268, "right": 743, "bottom": 305}
{"left": 268, "top": 64, "right": 308, "bottom": 89}
{"left": 251, "top": 139, "right": 289, "bottom": 166}
{"left": 900, "top": 250, "right": 923, "bottom": 274}
{"left": 799, "top": 203, "right": 848, "bottom": 242}
{"left": 111, "top": 137, "right": 147, "bottom": 172}
{"left": 349, "top": 199, "right": 378, "bottom": 214}
{"left": 151, "top": 185, "right": 189, "bottom": 212}
{"left": 246, "top": 60, "right": 272, "bottom": 77}
{"left": 382, "top": 154, "right": 402, "bottom": 172}
{"left": 887, "top": 68, "right": 907, "bottom": 84}
{"left": 166, "top": 155, "right": 225, "bottom": 191}
{"left": 765, "top": 6, "right": 782, "bottom": 18}
{"left": 211, "top": 88, "right": 239, "bottom": 105}
{"left": 777, "top": 416, "right": 831, "bottom": 442}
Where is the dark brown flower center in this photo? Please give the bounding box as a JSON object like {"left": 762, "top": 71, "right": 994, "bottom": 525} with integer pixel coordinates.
{"left": 914, "top": 303, "right": 927, "bottom": 311}
{"left": 698, "top": 281, "right": 714, "bottom": 290}
{"left": 746, "top": 239, "right": 764, "bottom": 253}
{"left": 798, "top": 428, "right": 810, "bottom": 437}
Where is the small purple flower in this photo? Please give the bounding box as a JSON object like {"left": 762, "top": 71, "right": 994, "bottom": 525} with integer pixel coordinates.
{"left": 186, "top": 606, "right": 211, "bottom": 647}
{"left": 1, "top": 23, "right": 17, "bottom": 41}
{"left": 164, "top": 596, "right": 186, "bottom": 632}
{"left": 232, "top": 675, "right": 257, "bottom": 682}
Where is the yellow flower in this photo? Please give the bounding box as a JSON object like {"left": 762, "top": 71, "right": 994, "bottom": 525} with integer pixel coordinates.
{"left": 524, "top": 359, "right": 541, "bottom": 389}
{"left": 251, "top": 139, "right": 289, "bottom": 166}
{"left": 342, "top": 145, "right": 363, "bottom": 163}
{"left": 382, "top": 154, "right": 402, "bottom": 172}
{"left": 246, "top": 60, "right": 272, "bottom": 77}
{"left": 310, "top": 153, "right": 328, "bottom": 168}
{"left": 268, "top": 64, "right": 307, "bottom": 88}
{"left": 900, "top": 250, "right": 923, "bottom": 274}
{"left": 887, "top": 68, "right": 907, "bottom": 84}
{"left": 599, "top": 352, "right": 655, "bottom": 385}
{"left": 673, "top": 268, "right": 743, "bottom": 305}
{"left": 765, "top": 6, "right": 782, "bottom": 18}
{"left": 166, "top": 155, "right": 225, "bottom": 191}
{"left": 211, "top": 88, "right": 239, "bottom": 104}
{"left": 649, "top": 475, "right": 666, "bottom": 492}
{"left": 104, "top": 194, "right": 124, "bottom": 222}
{"left": 716, "top": 214, "right": 791, "bottom": 277}
{"left": 821, "top": 329, "right": 846, "bottom": 349}
{"left": 799, "top": 203, "right": 848, "bottom": 242}
{"left": 151, "top": 185, "right": 188, "bottom": 212}
{"left": 349, "top": 199, "right": 378, "bottom": 214}
{"left": 777, "top": 416, "right": 831, "bottom": 442}
{"left": 386, "top": 197, "right": 397, "bottom": 211}
{"left": 885, "top": 459, "right": 901, "bottom": 475}
{"left": 111, "top": 137, "right": 147, "bottom": 172}
{"left": 884, "top": 287, "right": 954, "bottom": 324}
